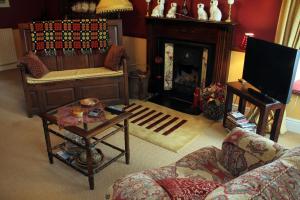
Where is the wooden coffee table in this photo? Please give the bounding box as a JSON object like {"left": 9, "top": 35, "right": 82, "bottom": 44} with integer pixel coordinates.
{"left": 40, "top": 100, "right": 132, "bottom": 190}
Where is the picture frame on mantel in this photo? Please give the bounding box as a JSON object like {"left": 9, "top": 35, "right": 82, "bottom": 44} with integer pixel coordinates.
{"left": 0, "top": 0, "right": 10, "bottom": 8}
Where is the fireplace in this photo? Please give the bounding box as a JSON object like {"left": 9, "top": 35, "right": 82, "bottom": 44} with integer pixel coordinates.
{"left": 146, "top": 17, "right": 235, "bottom": 114}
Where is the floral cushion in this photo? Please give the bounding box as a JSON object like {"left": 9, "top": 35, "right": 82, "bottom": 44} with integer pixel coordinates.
{"left": 156, "top": 178, "right": 222, "bottom": 200}
{"left": 176, "top": 146, "right": 233, "bottom": 183}
{"left": 221, "top": 128, "right": 286, "bottom": 176}
{"left": 206, "top": 146, "right": 300, "bottom": 199}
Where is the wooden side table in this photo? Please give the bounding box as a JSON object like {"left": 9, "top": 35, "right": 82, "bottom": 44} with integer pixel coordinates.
{"left": 223, "top": 81, "right": 286, "bottom": 142}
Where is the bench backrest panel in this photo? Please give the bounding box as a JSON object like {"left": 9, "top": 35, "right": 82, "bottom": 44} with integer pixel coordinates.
{"left": 18, "top": 19, "right": 123, "bottom": 71}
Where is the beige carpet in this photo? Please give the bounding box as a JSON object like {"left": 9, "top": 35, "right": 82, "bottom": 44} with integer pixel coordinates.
{"left": 1, "top": 69, "right": 300, "bottom": 200}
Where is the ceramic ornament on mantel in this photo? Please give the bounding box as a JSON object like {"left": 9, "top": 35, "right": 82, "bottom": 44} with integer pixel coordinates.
{"left": 151, "top": 0, "right": 165, "bottom": 17}
{"left": 209, "top": 0, "right": 222, "bottom": 22}
{"left": 166, "top": 2, "right": 177, "bottom": 18}
{"left": 197, "top": 3, "right": 208, "bottom": 20}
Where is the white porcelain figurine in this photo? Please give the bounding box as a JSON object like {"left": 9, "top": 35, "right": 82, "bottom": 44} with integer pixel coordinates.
{"left": 166, "top": 2, "right": 177, "bottom": 18}
{"left": 151, "top": 0, "right": 165, "bottom": 17}
{"left": 197, "top": 3, "right": 208, "bottom": 20}
{"left": 209, "top": 0, "right": 222, "bottom": 21}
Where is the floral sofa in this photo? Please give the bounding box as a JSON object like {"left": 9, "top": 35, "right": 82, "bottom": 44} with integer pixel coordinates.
{"left": 107, "top": 128, "right": 300, "bottom": 200}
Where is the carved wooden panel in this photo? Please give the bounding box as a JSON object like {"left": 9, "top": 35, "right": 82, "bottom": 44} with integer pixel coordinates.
{"left": 44, "top": 88, "right": 76, "bottom": 109}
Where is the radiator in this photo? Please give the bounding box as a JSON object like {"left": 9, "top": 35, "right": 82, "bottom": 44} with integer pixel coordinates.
{"left": 0, "top": 28, "right": 17, "bottom": 68}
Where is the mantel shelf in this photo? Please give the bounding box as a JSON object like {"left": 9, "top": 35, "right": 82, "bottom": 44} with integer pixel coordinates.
{"left": 145, "top": 16, "right": 237, "bottom": 28}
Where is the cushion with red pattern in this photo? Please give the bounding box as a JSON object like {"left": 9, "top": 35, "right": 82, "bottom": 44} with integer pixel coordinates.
{"left": 156, "top": 178, "right": 222, "bottom": 200}
{"left": 19, "top": 51, "right": 49, "bottom": 78}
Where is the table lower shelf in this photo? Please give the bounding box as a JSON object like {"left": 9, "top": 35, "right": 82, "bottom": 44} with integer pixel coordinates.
{"left": 51, "top": 141, "right": 126, "bottom": 176}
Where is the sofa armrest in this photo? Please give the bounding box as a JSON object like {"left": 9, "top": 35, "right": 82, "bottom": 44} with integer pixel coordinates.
{"left": 107, "top": 168, "right": 172, "bottom": 200}
{"left": 17, "top": 63, "right": 29, "bottom": 84}
{"left": 220, "top": 128, "right": 287, "bottom": 177}
{"left": 175, "top": 146, "right": 233, "bottom": 183}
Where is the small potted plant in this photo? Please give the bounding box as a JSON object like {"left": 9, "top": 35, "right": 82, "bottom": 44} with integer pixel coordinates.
{"left": 200, "top": 83, "right": 226, "bottom": 120}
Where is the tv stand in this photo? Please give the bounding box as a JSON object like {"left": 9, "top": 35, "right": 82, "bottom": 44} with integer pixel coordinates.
{"left": 247, "top": 88, "right": 275, "bottom": 104}
{"left": 223, "top": 81, "right": 286, "bottom": 142}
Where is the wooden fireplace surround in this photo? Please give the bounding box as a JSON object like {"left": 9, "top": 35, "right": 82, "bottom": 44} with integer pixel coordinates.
{"left": 146, "top": 17, "right": 236, "bottom": 86}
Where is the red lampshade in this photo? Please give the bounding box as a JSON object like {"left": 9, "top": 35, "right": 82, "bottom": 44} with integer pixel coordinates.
{"left": 240, "top": 33, "right": 254, "bottom": 50}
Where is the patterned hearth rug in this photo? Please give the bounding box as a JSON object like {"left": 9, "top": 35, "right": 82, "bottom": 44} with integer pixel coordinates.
{"left": 125, "top": 100, "right": 214, "bottom": 152}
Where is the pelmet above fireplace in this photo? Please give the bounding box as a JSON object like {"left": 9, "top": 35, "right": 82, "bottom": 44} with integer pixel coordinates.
{"left": 146, "top": 17, "right": 235, "bottom": 114}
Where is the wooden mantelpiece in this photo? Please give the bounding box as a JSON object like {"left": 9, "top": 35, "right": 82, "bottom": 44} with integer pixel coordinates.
{"left": 146, "top": 17, "right": 236, "bottom": 84}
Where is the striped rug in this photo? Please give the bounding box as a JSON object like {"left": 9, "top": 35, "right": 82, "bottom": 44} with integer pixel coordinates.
{"left": 125, "top": 100, "right": 213, "bottom": 152}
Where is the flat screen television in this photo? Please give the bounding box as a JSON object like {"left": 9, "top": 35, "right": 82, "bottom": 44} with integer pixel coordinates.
{"left": 242, "top": 37, "right": 300, "bottom": 104}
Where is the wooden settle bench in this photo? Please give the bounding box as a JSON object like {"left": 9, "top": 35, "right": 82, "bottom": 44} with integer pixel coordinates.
{"left": 18, "top": 19, "right": 129, "bottom": 117}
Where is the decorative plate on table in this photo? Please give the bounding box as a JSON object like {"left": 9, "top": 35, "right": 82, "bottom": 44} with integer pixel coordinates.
{"left": 80, "top": 98, "right": 100, "bottom": 107}
{"left": 75, "top": 148, "right": 104, "bottom": 169}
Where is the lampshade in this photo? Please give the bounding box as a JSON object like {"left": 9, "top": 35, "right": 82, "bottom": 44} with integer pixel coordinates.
{"left": 96, "top": 0, "right": 133, "bottom": 14}
{"left": 240, "top": 33, "right": 254, "bottom": 50}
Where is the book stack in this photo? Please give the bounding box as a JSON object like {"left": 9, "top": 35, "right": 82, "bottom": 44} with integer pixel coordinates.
{"left": 226, "top": 111, "right": 257, "bottom": 132}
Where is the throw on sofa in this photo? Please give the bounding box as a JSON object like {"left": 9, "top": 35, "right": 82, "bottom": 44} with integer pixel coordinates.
{"left": 107, "top": 128, "right": 300, "bottom": 199}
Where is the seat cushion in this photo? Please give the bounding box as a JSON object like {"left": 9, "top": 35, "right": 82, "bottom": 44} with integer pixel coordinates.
{"left": 26, "top": 67, "right": 123, "bottom": 84}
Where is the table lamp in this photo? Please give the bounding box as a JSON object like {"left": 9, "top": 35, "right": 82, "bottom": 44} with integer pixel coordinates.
{"left": 240, "top": 33, "right": 255, "bottom": 50}
{"left": 96, "top": 0, "right": 133, "bottom": 18}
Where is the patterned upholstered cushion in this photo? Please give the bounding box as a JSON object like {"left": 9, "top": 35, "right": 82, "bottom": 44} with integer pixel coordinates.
{"left": 104, "top": 44, "right": 127, "bottom": 71}
{"left": 206, "top": 147, "right": 300, "bottom": 199}
{"left": 175, "top": 146, "right": 233, "bottom": 183}
{"left": 26, "top": 67, "right": 123, "bottom": 84}
{"left": 220, "top": 128, "right": 286, "bottom": 177}
{"left": 156, "top": 178, "right": 222, "bottom": 200}
{"left": 19, "top": 51, "right": 49, "bottom": 78}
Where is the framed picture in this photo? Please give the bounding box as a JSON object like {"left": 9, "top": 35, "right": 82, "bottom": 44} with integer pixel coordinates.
{"left": 0, "top": 0, "right": 10, "bottom": 8}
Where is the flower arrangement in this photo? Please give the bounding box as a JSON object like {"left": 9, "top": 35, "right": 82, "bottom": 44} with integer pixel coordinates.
{"left": 200, "top": 83, "right": 226, "bottom": 120}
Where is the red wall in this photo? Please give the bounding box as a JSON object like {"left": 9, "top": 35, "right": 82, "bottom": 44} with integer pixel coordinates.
{"left": 0, "top": 0, "right": 61, "bottom": 28}
{"left": 122, "top": 0, "right": 282, "bottom": 49}
{"left": 0, "top": 0, "right": 282, "bottom": 49}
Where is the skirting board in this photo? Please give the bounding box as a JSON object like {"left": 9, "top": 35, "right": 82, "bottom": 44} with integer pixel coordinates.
{"left": 0, "top": 63, "right": 17, "bottom": 71}
{"left": 286, "top": 117, "right": 300, "bottom": 134}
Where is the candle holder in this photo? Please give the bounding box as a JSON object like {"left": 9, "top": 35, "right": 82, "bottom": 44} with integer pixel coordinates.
{"left": 225, "top": 0, "right": 234, "bottom": 22}
{"left": 145, "top": 0, "right": 151, "bottom": 16}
